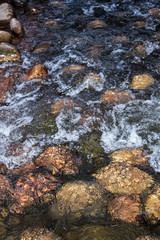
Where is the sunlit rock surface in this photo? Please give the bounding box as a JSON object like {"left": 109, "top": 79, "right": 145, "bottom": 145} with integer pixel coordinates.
{"left": 0, "top": 3, "right": 14, "bottom": 28}
{"left": 109, "top": 148, "right": 149, "bottom": 166}
{"left": 82, "top": 73, "right": 103, "bottom": 90}
{"left": 0, "top": 31, "right": 12, "bottom": 43}
{"left": 0, "top": 43, "right": 20, "bottom": 62}
{"left": 21, "top": 64, "right": 47, "bottom": 81}
{"left": 93, "top": 163, "right": 154, "bottom": 195}
{"left": 100, "top": 89, "right": 132, "bottom": 105}
{"left": 108, "top": 195, "right": 141, "bottom": 223}
{"left": 131, "top": 74, "right": 155, "bottom": 90}
{"left": 87, "top": 20, "right": 107, "bottom": 29}
{"left": 10, "top": 18, "right": 24, "bottom": 37}
{"left": 34, "top": 145, "right": 82, "bottom": 176}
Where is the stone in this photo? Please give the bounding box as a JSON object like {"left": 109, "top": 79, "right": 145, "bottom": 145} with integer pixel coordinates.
{"left": 63, "top": 64, "right": 86, "bottom": 74}
{"left": 20, "top": 227, "right": 62, "bottom": 240}
{"left": 25, "top": 6, "right": 40, "bottom": 14}
{"left": 85, "top": 45, "right": 103, "bottom": 59}
{"left": 33, "top": 43, "right": 53, "bottom": 53}
{"left": 132, "top": 21, "right": 146, "bottom": 29}
{"left": 133, "top": 44, "right": 147, "bottom": 58}
{"left": 144, "top": 184, "right": 160, "bottom": 224}
{"left": 148, "top": 8, "right": 160, "bottom": 17}
{"left": 87, "top": 20, "right": 107, "bottom": 29}
{"left": 136, "top": 237, "right": 160, "bottom": 240}
{"left": 0, "top": 174, "right": 12, "bottom": 204}
{"left": 0, "top": 31, "right": 12, "bottom": 43}
{"left": 0, "top": 43, "right": 20, "bottom": 62}
{"left": 131, "top": 74, "right": 155, "bottom": 90}
{"left": 0, "top": 3, "right": 14, "bottom": 28}
{"left": 109, "top": 148, "right": 149, "bottom": 166}
{"left": 82, "top": 73, "right": 103, "bottom": 90}
{"left": 45, "top": 21, "right": 60, "bottom": 28}
{"left": 93, "top": 163, "right": 154, "bottom": 195}
{"left": 51, "top": 97, "right": 76, "bottom": 115}
{"left": 0, "top": 75, "right": 14, "bottom": 102}
{"left": 0, "top": 162, "right": 8, "bottom": 175}
{"left": 0, "top": 222, "right": 7, "bottom": 240}
{"left": 34, "top": 145, "right": 81, "bottom": 176}
{"left": 100, "top": 89, "right": 132, "bottom": 105}
{"left": 8, "top": 161, "right": 38, "bottom": 176}
{"left": 21, "top": 64, "right": 47, "bottom": 82}
{"left": 108, "top": 195, "right": 141, "bottom": 223}
{"left": 10, "top": 0, "right": 28, "bottom": 7}
{"left": 113, "top": 35, "right": 129, "bottom": 44}
{"left": 10, "top": 18, "right": 24, "bottom": 37}
{"left": 50, "top": 1, "right": 68, "bottom": 10}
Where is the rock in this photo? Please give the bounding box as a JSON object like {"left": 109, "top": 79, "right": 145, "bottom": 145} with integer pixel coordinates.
{"left": 87, "top": 20, "right": 107, "bottom": 29}
{"left": 85, "top": 45, "right": 103, "bottom": 59}
{"left": 21, "top": 64, "right": 47, "bottom": 82}
{"left": 148, "top": 8, "right": 160, "bottom": 17}
{"left": 0, "top": 162, "right": 8, "bottom": 175}
{"left": 132, "top": 21, "right": 146, "bottom": 29}
{"left": 33, "top": 43, "right": 53, "bottom": 53}
{"left": 25, "top": 6, "right": 40, "bottom": 14}
{"left": 131, "top": 74, "right": 155, "bottom": 90}
{"left": 7, "top": 215, "right": 20, "bottom": 228}
{"left": 0, "top": 42, "right": 20, "bottom": 62}
{"left": 0, "top": 207, "right": 8, "bottom": 220}
{"left": 0, "top": 31, "right": 12, "bottom": 43}
{"left": 132, "top": 44, "right": 147, "bottom": 58}
{"left": 8, "top": 161, "right": 38, "bottom": 176}
{"left": 20, "top": 227, "right": 62, "bottom": 240}
{"left": 50, "top": 1, "right": 68, "bottom": 10}
{"left": 34, "top": 145, "right": 82, "bottom": 176}
{"left": 10, "top": 0, "right": 28, "bottom": 7}
{"left": 144, "top": 184, "right": 160, "bottom": 224}
{"left": 82, "top": 73, "right": 103, "bottom": 90}
{"left": 113, "top": 35, "right": 129, "bottom": 44}
{"left": 45, "top": 20, "right": 60, "bottom": 28}
{"left": 0, "top": 3, "right": 14, "bottom": 28}
{"left": 93, "top": 163, "right": 154, "bottom": 195}
{"left": 136, "top": 236, "right": 160, "bottom": 240}
{"left": 153, "top": 32, "right": 160, "bottom": 41}
{"left": 12, "top": 173, "right": 61, "bottom": 214}
{"left": 0, "top": 75, "right": 14, "bottom": 102}
{"left": 10, "top": 18, "right": 24, "bottom": 37}
{"left": 109, "top": 148, "right": 149, "bottom": 166}
{"left": 108, "top": 195, "right": 141, "bottom": 223}
{"left": 0, "top": 222, "right": 7, "bottom": 240}
{"left": 63, "top": 64, "right": 86, "bottom": 74}
{"left": 0, "top": 174, "right": 12, "bottom": 204}
{"left": 51, "top": 97, "right": 77, "bottom": 115}
{"left": 100, "top": 89, "right": 132, "bottom": 105}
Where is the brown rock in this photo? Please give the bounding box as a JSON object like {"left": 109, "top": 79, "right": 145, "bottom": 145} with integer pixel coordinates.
{"left": 87, "top": 20, "right": 107, "bottom": 29}
{"left": 51, "top": 97, "right": 76, "bottom": 115}
{"left": 133, "top": 44, "right": 147, "bottom": 58}
{"left": 131, "top": 74, "right": 155, "bottom": 90}
{"left": 0, "top": 162, "right": 8, "bottom": 175}
{"left": 136, "top": 236, "right": 160, "bottom": 240}
{"left": 148, "top": 8, "right": 160, "bottom": 17}
{"left": 0, "top": 75, "right": 14, "bottom": 102}
{"left": 0, "top": 42, "right": 20, "bottom": 62}
{"left": 0, "top": 3, "right": 14, "bottom": 28}
{"left": 0, "top": 31, "right": 12, "bottom": 43}
{"left": 93, "top": 163, "right": 154, "bottom": 195}
{"left": 113, "top": 36, "right": 129, "bottom": 44}
{"left": 132, "top": 21, "right": 146, "bottom": 29}
{"left": 108, "top": 195, "right": 141, "bottom": 223}
{"left": 8, "top": 161, "right": 38, "bottom": 176}
{"left": 101, "top": 89, "right": 132, "bottom": 105}
{"left": 85, "top": 45, "right": 103, "bottom": 59}
{"left": 45, "top": 21, "right": 60, "bottom": 28}
{"left": 63, "top": 64, "right": 86, "bottom": 74}
{"left": 33, "top": 43, "right": 53, "bottom": 53}
{"left": 21, "top": 64, "right": 47, "bottom": 82}
{"left": 82, "top": 73, "right": 103, "bottom": 90}
{"left": 109, "top": 148, "right": 149, "bottom": 166}
{"left": 25, "top": 6, "right": 40, "bottom": 14}
{"left": 34, "top": 145, "right": 81, "bottom": 176}
{"left": 10, "top": 18, "right": 24, "bottom": 37}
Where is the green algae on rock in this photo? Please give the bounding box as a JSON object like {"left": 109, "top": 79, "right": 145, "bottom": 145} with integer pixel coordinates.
{"left": 0, "top": 43, "right": 20, "bottom": 62}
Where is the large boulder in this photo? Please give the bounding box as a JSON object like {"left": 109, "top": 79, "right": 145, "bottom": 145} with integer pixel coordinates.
{"left": 0, "top": 3, "right": 14, "bottom": 28}
{"left": 0, "top": 42, "right": 20, "bottom": 62}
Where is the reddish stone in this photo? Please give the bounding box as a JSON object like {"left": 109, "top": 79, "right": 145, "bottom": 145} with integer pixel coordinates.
{"left": 0, "top": 75, "right": 14, "bottom": 102}
{"left": 21, "top": 64, "right": 47, "bottom": 82}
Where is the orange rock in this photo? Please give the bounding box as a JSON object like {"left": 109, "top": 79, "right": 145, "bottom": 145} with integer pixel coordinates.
{"left": 101, "top": 89, "right": 132, "bottom": 105}
{"left": 148, "top": 8, "right": 160, "bottom": 17}
{"left": 113, "top": 36, "right": 129, "bottom": 44}
{"left": 108, "top": 195, "right": 141, "bottom": 223}
{"left": 21, "top": 64, "right": 47, "bottom": 81}
{"left": 0, "top": 75, "right": 14, "bottom": 102}
{"left": 131, "top": 74, "right": 155, "bottom": 90}
{"left": 136, "top": 236, "right": 160, "bottom": 240}
{"left": 51, "top": 97, "right": 75, "bottom": 115}
{"left": 7, "top": 144, "right": 24, "bottom": 157}
{"left": 45, "top": 20, "right": 60, "bottom": 28}
{"left": 87, "top": 20, "right": 107, "bottom": 29}
{"left": 133, "top": 44, "right": 147, "bottom": 58}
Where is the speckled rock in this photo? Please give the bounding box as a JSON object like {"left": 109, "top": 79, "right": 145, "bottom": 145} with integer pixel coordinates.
{"left": 82, "top": 73, "right": 103, "bottom": 90}
{"left": 131, "top": 74, "right": 155, "bottom": 90}
{"left": 136, "top": 236, "right": 160, "bottom": 240}
{"left": 10, "top": 0, "right": 28, "bottom": 7}
{"left": 0, "top": 42, "right": 20, "bottom": 62}
{"left": 93, "top": 163, "right": 154, "bottom": 195}
{"left": 34, "top": 145, "right": 82, "bottom": 176}
{"left": 101, "top": 89, "right": 132, "bottom": 105}
{"left": 33, "top": 43, "right": 53, "bottom": 53}
{"left": 10, "top": 18, "right": 24, "bottom": 37}
{"left": 144, "top": 184, "right": 160, "bottom": 224}
{"left": 20, "top": 227, "right": 62, "bottom": 240}
{"left": 109, "top": 148, "right": 149, "bottom": 166}
{"left": 0, "top": 75, "right": 14, "bottom": 102}
{"left": 113, "top": 35, "right": 129, "bottom": 44}
{"left": 108, "top": 195, "right": 141, "bottom": 223}
{"left": 0, "top": 3, "right": 14, "bottom": 28}
{"left": 21, "top": 64, "right": 47, "bottom": 81}
{"left": 87, "top": 20, "right": 107, "bottom": 29}
{"left": 0, "top": 31, "right": 12, "bottom": 42}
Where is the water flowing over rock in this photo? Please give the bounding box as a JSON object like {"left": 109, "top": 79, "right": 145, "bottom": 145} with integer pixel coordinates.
{"left": 131, "top": 74, "right": 155, "bottom": 90}
{"left": 93, "top": 163, "right": 154, "bottom": 195}
{"left": 33, "top": 43, "right": 53, "bottom": 54}
{"left": 82, "top": 73, "right": 103, "bottom": 90}
{"left": 0, "top": 3, "right": 14, "bottom": 28}
{"left": 100, "top": 89, "right": 132, "bottom": 105}
{"left": 87, "top": 20, "right": 107, "bottom": 29}
{"left": 0, "top": 174, "right": 12, "bottom": 204}
{"left": 0, "top": 31, "right": 12, "bottom": 43}
{"left": 21, "top": 64, "right": 47, "bottom": 82}
{"left": 0, "top": 43, "right": 20, "bottom": 62}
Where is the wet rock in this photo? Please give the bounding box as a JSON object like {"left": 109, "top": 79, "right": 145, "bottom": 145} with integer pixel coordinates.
{"left": 0, "top": 3, "right": 14, "bottom": 28}
{"left": 136, "top": 236, "right": 160, "bottom": 240}
{"left": 144, "top": 184, "right": 160, "bottom": 224}
{"left": 7, "top": 143, "right": 24, "bottom": 157}
{"left": 20, "top": 227, "right": 62, "bottom": 240}
{"left": 25, "top": 6, "right": 40, "bottom": 14}
{"left": 87, "top": 20, "right": 107, "bottom": 29}
{"left": 113, "top": 35, "right": 129, "bottom": 45}
{"left": 51, "top": 97, "right": 77, "bottom": 115}
{"left": 108, "top": 195, "right": 141, "bottom": 223}
{"left": 10, "top": 18, "right": 24, "bottom": 37}
{"left": 50, "top": 1, "right": 69, "bottom": 10}
{"left": 0, "top": 207, "right": 8, "bottom": 220}
{"left": 10, "top": 0, "right": 28, "bottom": 7}
{"left": 85, "top": 45, "right": 103, "bottom": 59}
{"left": 153, "top": 32, "right": 160, "bottom": 41}
{"left": 12, "top": 173, "right": 61, "bottom": 214}
{"left": 21, "top": 64, "right": 47, "bottom": 82}
{"left": 0, "top": 42, "right": 20, "bottom": 62}
{"left": 82, "top": 73, "right": 103, "bottom": 90}
{"left": 0, "top": 162, "right": 8, "bottom": 175}
{"left": 0, "top": 75, "right": 14, "bottom": 102}
{"left": 100, "top": 89, "right": 132, "bottom": 105}
{"left": 0, "top": 222, "right": 7, "bottom": 240}
{"left": 63, "top": 64, "right": 87, "bottom": 75}
{"left": 33, "top": 43, "right": 53, "bottom": 54}
{"left": 0, "top": 31, "right": 12, "bottom": 43}
{"left": 34, "top": 145, "right": 81, "bottom": 176}
{"left": 93, "top": 163, "right": 154, "bottom": 195}
{"left": 132, "top": 21, "right": 146, "bottom": 29}
{"left": 148, "top": 8, "right": 160, "bottom": 17}
{"left": 109, "top": 148, "right": 149, "bottom": 166}
{"left": 131, "top": 74, "right": 155, "bottom": 90}
{"left": 0, "top": 174, "right": 12, "bottom": 204}
{"left": 45, "top": 21, "right": 60, "bottom": 29}
{"left": 132, "top": 44, "right": 147, "bottom": 58}
{"left": 8, "top": 161, "right": 38, "bottom": 176}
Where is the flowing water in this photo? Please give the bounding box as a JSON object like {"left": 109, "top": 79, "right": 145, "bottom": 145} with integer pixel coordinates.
{"left": 1, "top": 0, "right": 160, "bottom": 239}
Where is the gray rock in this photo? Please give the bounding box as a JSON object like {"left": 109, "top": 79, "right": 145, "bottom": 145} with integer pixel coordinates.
{"left": 0, "top": 3, "right": 14, "bottom": 28}
{"left": 0, "top": 42, "right": 21, "bottom": 62}
{"left": 0, "top": 31, "right": 12, "bottom": 43}
{"left": 10, "top": 18, "right": 24, "bottom": 37}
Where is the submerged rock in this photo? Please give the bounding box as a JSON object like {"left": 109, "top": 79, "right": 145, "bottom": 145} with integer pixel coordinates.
{"left": 0, "top": 31, "right": 12, "bottom": 43}
{"left": 148, "top": 8, "right": 160, "bottom": 17}
{"left": 132, "top": 21, "right": 146, "bottom": 29}
{"left": 50, "top": 1, "right": 69, "bottom": 10}
{"left": 0, "top": 3, "right": 14, "bottom": 28}
{"left": 33, "top": 43, "right": 53, "bottom": 53}
{"left": 10, "top": 18, "right": 24, "bottom": 37}
{"left": 93, "top": 163, "right": 154, "bottom": 195}
{"left": 131, "top": 74, "right": 155, "bottom": 90}
{"left": 136, "top": 236, "right": 160, "bottom": 240}
{"left": 21, "top": 64, "right": 47, "bottom": 82}
{"left": 113, "top": 36, "right": 129, "bottom": 44}
{"left": 100, "top": 89, "right": 132, "bottom": 105}
{"left": 0, "top": 75, "right": 14, "bottom": 102}
{"left": 0, "top": 42, "right": 20, "bottom": 62}
{"left": 87, "top": 20, "right": 107, "bottom": 29}
{"left": 82, "top": 73, "right": 103, "bottom": 90}
{"left": 45, "top": 21, "right": 60, "bottom": 28}
{"left": 63, "top": 64, "right": 87, "bottom": 75}
{"left": 132, "top": 45, "right": 147, "bottom": 58}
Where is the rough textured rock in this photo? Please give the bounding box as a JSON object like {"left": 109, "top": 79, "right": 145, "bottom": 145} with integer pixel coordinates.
{"left": 93, "top": 163, "right": 154, "bottom": 195}
{"left": 101, "top": 89, "right": 132, "bottom": 105}
{"left": 109, "top": 148, "right": 149, "bottom": 166}
{"left": 10, "top": 18, "right": 24, "bottom": 37}
{"left": 20, "top": 227, "right": 62, "bottom": 240}
{"left": 21, "top": 64, "right": 47, "bottom": 81}
{"left": 87, "top": 20, "right": 107, "bottom": 29}
{"left": 136, "top": 236, "right": 160, "bottom": 240}
{"left": 0, "top": 31, "right": 12, "bottom": 42}
{"left": 133, "top": 45, "right": 147, "bottom": 58}
{"left": 8, "top": 161, "right": 38, "bottom": 176}
{"left": 0, "top": 75, "right": 14, "bottom": 102}
{"left": 0, "top": 42, "right": 20, "bottom": 62}
{"left": 0, "top": 162, "right": 8, "bottom": 175}
{"left": 108, "top": 195, "right": 141, "bottom": 223}
{"left": 63, "top": 64, "right": 86, "bottom": 75}
{"left": 10, "top": 0, "right": 28, "bottom": 7}
{"left": 34, "top": 145, "right": 81, "bottom": 176}
{"left": 113, "top": 35, "right": 129, "bottom": 44}
{"left": 0, "top": 174, "right": 12, "bottom": 204}
{"left": 0, "top": 3, "right": 14, "bottom": 28}
{"left": 33, "top": 43, "right": 53, "bottom": 53}
{"left": 131, "top": 74, "right": 155, "bottom": 90}
{"left": 144, "top": 184, "right": 160, "bottom": 224}
{"left": 45, "top": 21, "right": 60, "bottom": 28}
{"left": 82, "top": 73, "right": 103, "bottom": 90}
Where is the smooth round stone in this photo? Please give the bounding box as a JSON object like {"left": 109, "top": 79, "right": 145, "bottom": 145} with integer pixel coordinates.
{"left": 0, "top": 31, "right": 12, "bottom": 43}
{"left": 0, "top": 42, "right": 21, "bottom": 62}
{"left": 10, "top": 18, "right": 24, "bottom": 37}
{"left": 0, "top": 3, "right": 14, "bottom": 27}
